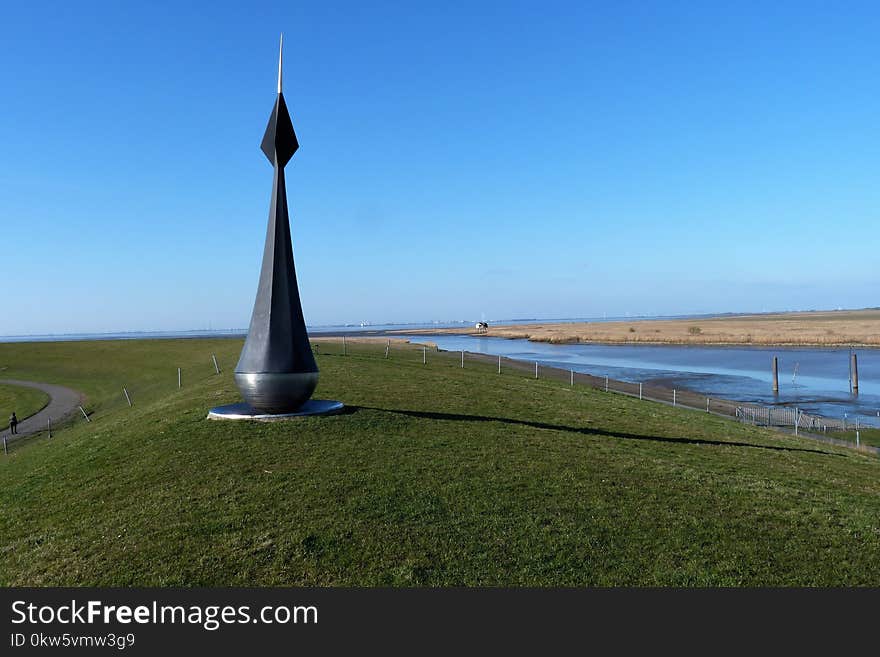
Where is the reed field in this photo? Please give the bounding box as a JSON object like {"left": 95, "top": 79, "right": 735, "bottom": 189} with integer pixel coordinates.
{"left": 401, "top": 309, "right": 880, "bottom": 346}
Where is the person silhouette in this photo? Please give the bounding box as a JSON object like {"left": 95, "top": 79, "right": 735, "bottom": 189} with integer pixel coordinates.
{"left": 9, "top": 412, "right": 18, "bottom": 435}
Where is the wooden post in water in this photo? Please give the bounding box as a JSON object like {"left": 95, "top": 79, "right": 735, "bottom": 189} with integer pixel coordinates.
{"left": 772, "top": 356, "right": 779, "bottom": 394}
{"left": 852, "top": 353, "right": 859, "bottom": 393}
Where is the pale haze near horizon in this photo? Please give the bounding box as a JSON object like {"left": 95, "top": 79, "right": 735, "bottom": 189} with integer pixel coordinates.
{"left": 1, "top": 2, "right": 878, "bottom": 336}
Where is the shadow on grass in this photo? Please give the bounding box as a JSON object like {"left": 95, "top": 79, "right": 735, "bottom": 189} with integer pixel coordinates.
{"left": 353, "top": 406, "right": 838, "bottom": 457}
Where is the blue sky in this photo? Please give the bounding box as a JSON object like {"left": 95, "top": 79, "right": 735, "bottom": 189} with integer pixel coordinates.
{"left": 1, "top": 1, "right": 878, "bottom": 335}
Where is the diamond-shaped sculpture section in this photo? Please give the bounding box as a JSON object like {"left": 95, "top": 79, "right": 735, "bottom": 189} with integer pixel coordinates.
{"left": 260, "top": 93, "right": 298, "bottom": 167}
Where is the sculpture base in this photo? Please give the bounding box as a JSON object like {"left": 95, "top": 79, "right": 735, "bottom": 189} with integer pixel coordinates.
{"left": 207, "top": 399, "right": 344, "bottom": 421}
{"left": 234, "top": 371, "right": 319, "bottom": 415}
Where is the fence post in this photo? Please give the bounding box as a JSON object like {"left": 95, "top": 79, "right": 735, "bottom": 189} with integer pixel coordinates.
{"left": 673, "top": 389, "right": 676, "bottom": 406}
{"left": 123, "top": 387, "right": 132, "bottom": 407}
{"left": 570, "top": 369, "right": 574, "bottom": 387}
{"left": 794, "top": 407, "right": 799, "bottom": 436}
{"left": 212, "top": 354, "right": 220, "bottom": 374}
{"left": 48, "top": 416, "right": 51, "bottom": 439}
{"left": 79, "top": 406, "right": 90, "bottom": 422}
{"left": 2, "top": 434, "right": 6, "bottom": 455}
{"left": 605, "top": 376, "right": 608, "bottom": 393}
{"left": 852, "top": 353, "right": 859, "bottom": 393}
{"left": 423, "top": 347, "right": 426, "bottom": 365}
{"left": 461, "top": 351, "right": 464, "bottom": 368}
{"left": 385, "top": 344, "right": 389, "bottom": 358}
{"left": 497, "top": 355, "right": 501, "bottom": 374}
{"left": 178, "top": 367, "right": 181, "bottom": 389}
{"left": 535, "top": 362, "right": 538, "bottom": 379}
{"left": 706, "top": 397, "right": 710, "bottom": 413}
{"left": 639, "top": 383, "right": 643, "bottom": 400}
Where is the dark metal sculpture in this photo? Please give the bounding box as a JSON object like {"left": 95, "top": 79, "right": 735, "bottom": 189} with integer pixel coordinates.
{"left": 234, "top": 36, "right": 318, "bottom": 413}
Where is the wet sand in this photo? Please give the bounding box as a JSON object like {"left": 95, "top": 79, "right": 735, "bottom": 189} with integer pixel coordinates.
{"left": 310, "top": 335, "right": 437, "bottom": 348}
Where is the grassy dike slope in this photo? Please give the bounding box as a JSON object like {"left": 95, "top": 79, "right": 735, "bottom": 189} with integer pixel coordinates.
{"left": 1, "top": 338, "right": 879, "bottom": 586}
{"left": 0, "top": 384, "right": 49, "bottom": 431}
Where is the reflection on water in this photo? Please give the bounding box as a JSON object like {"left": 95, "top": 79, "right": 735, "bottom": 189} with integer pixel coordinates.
{"left": 400, "top": 335, "right": 880, "bottom": 427}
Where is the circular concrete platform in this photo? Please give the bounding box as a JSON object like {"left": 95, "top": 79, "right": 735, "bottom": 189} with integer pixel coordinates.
{"left": 207, "top": 399, "right": 344, "bottom": 421}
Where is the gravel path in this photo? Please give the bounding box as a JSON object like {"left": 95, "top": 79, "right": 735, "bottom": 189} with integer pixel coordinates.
{"left": 0, "top": 379, "right": 85, "bottom": 443}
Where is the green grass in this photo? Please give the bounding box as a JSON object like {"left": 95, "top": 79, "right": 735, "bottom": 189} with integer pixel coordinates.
{"left": 1, "top": 338, "right": 880, "bottom": 586}
{"left": 834, "top": 428, "right": 880, "bottom": 449}
{"left": 0, "top": 383, "right": 49, "bottom": 431}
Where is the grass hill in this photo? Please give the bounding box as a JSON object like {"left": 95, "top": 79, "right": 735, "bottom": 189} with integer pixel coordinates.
{"left": 0, "top": 384, "right": 49, "bottom": 432}
{"left": 1, "top": 338, "right": 879, "bottom": 586}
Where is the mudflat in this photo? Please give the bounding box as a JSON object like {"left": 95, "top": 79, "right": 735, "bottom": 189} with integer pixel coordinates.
{"left": 395, "top": 309, "right": 880, "bottom": 346}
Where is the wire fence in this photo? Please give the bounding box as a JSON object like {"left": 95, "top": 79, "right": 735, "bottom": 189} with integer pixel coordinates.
{"left": 316, "top": 337, "right": 878, "bottom": 456}
{"left": 734, "top": 405, "right": 847, "bottom": 432}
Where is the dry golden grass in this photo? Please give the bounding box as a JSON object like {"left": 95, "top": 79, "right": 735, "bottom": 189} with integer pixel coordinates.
{"left": 396, "top": 309, "right": 880, "bottom": 347}
{"left": 311, "top": 336, "right": 437, "bottom": 348}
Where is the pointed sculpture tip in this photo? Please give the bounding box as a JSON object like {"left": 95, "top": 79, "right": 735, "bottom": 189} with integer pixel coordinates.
{"left": 277, "top": 33, "right": 283, "bottom": 94}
